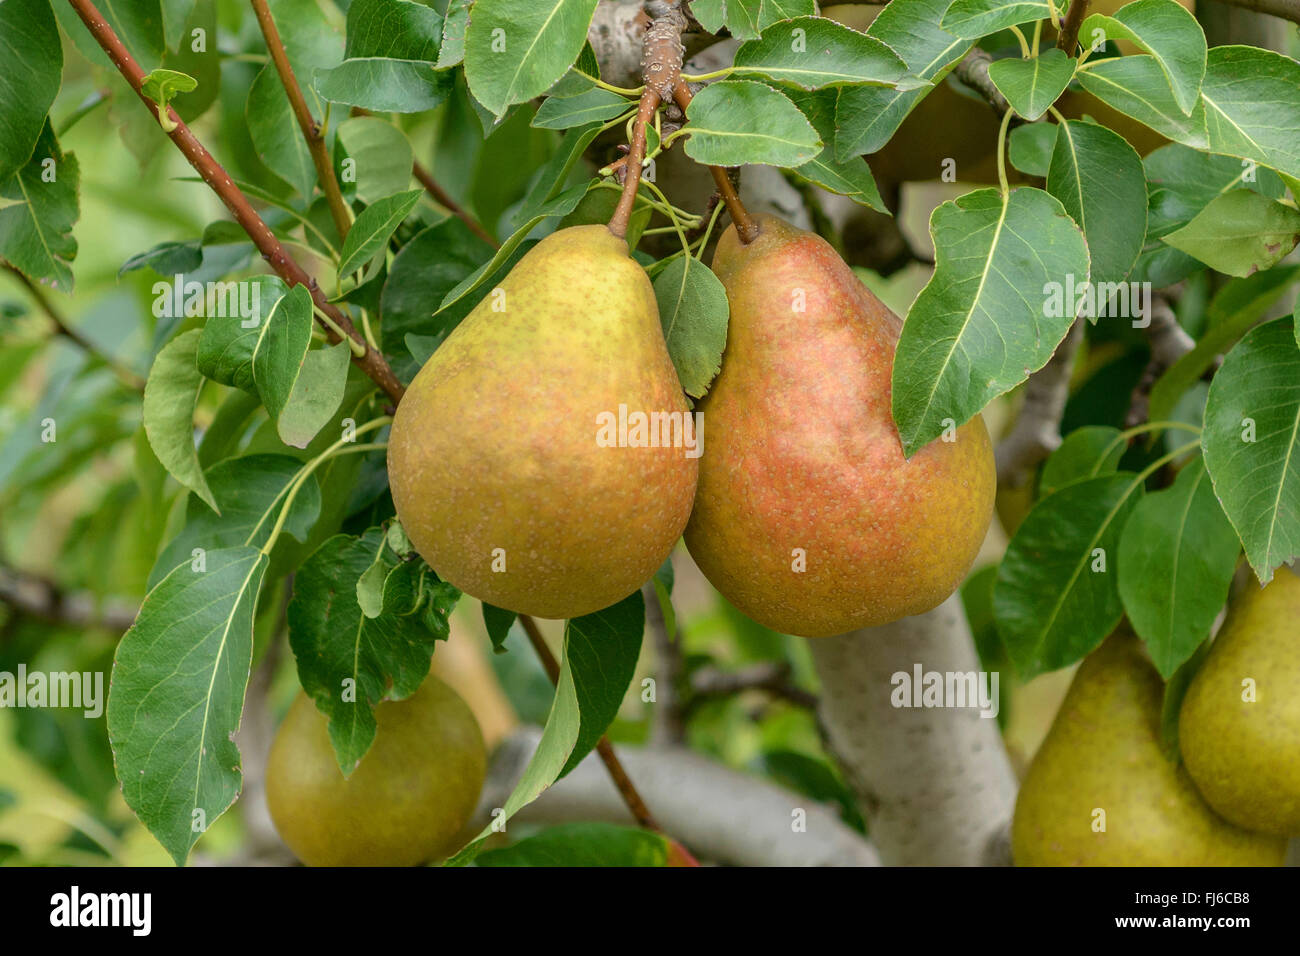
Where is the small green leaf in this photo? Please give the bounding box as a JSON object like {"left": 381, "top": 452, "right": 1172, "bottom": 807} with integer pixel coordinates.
{"left": 338, "top": 189, "right": 423, "bottom": 277}
{"left": 652, "top": 256, "right": 729, "bottom": 400}
{"left": 1202, "top": 316, "right": 1300, "bottom": 584}
{"left": 1008, "top": 121, "right": 1058, "bottom": 177}
{"left": 1118, "top": 456, "right": 1239, "bottom": 678}
{"left": 988, "top": 49, "right": 1075, "bottom": 122}
{"left": 144, "top": 329, "right": 217, "bottom": 511}
{"left": 1039, "top": 425, "right": 1126, "bottom": 498}
{"left": 533, "top": 87, "right": 631, "bottom": 129}
{"left": 683, "top": 80, "right": 821, "bottom": 168}
{"left": 275, "top": 341, "right": 352, "bottom": 449}
{"left": 1161, "top": 190, "right": 1300, "bottom": 278}
{"left": 482, "top": 602, "right": 517, "bottom": 653}
{"left": 141, "top": 67, "right": 198, "bottom": 112}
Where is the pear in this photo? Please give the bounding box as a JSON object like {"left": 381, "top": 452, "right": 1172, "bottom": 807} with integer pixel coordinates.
{"left": 1180, "top": 566, "right": 1300, "bottom": 836}
{"left": 387, "top": 225, "right": 697, "bottom": 619}
{"left": 684, "top": 215, "right": 994, "bottom": 637}
{"left": 1012, "top": 632, "right": 1286, "bottom": 866}
{"left": 266, "top": 675, "right": 486, "bottom": 866}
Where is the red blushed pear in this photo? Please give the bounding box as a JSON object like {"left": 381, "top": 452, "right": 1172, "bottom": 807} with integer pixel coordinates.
{"left": 387, "top": 225, "right": 698, "bottom": 620}
{"left": 685, "top": 215, "right": 995, "bottom": 637}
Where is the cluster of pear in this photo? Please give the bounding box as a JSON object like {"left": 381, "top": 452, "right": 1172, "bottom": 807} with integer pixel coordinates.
{"left": 1013, "top": 568, "right": 1300, "bottom": 866}
{"left": 267, "top": 214, "right": 996, "bottom": 866}
{"left": 387, "top": 218, "right": 995, "bottom": 636}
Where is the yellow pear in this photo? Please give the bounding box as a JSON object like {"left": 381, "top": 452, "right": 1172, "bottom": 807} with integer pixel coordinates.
{"left": 387, "top": 225, "right": 697, "bottom": 619}
{"left": 685, "top": 215, "right": 994, "bottom": 637}
{"left": 266, "top": 676, "right": 486, "bottom": 866}
{"left": 1012, "top": 632, "right": 1286, "bottom": 866}
{"left": 1180, "top": 566, "right": 1300, "bottom": 836}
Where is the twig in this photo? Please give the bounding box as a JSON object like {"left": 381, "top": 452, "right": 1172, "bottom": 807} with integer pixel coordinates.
{"left": 1125, "top": 293, "right": 1195, "bottom": 428}
{"left": 411, "top": 162, "right": 499, "bottom": 248}
{"left": 0, "top": 565, "right": 138, "bottom": 633}
{"left": 687, "top": 661, "right": 819, "bottom": 712}
{"left": 517, "top": 614, "right": 669, "bottom": 837}
{"left": 995, "top": 318, "right": 1084, "bottom": 487}
{"left": 66, "top": 0, "right": 405, "bottom": 405}
{"left": 953, "top": 49, "right": 1011, "bottom": 116}
{"left": 643, "top": 581, "right": 686, "bottom": 746}
{"left": 1, "top": 261, "right": 145, "bottom": 392}
{"left": 1211, "top": 0, "right": 1300, "bottom": 24}
{"left": 1057, "top": 0, "right": 1091, "bottom": 54}
{"left": 609, "top": 88, "right": 662, "bottom": 238}
{"left": 249, "top": 0, "right": 351, "bottom": 241}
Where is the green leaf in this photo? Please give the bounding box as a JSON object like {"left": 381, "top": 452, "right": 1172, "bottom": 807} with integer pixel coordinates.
{"left": 942, "top": 0, "right": 1053, "bottom": 39}
{"left": 343, "top": 0, "right": 442, "bottom": 58}
{"left": 141, "top": 67, "right": 198, "bottom": 114}
{"left": 988, "top": 48, "right": 1075, "bottom": 122}
{"left": 476, "top": 822, "right": 671, "bottom": 867}
{"left": 107, "top": 546, "right": 269, "bottom": 866}
{"left": 731, "top": 16, "right": 910, "bottom": 90}
{"left": 532, "top": 87, "right": 631, "bottom": 129}
{"left": 994, "top": 473, "right": 1146, "bottom": 677}
{"left": 0, "top": 0, "right": 63, "bottom": 183}
{"left": 315, "top": 58, "right": 454, "bottom": 113}
{"left": 787, "top": 89, "right": 886, "bottom": 212}
{"left": 1039, "top": 425, "right": 1126, "bottom": 498}
{"left": 1118, "top": 456, "right": 1239, "bottom": 679}
{"left": 0, "top": 120, "right": 79, "bottom": 292}
{"left": 437, "top": 182, "right": 591, "bottom": 314}
{"left": 834, "top": 0, "right": 970, "bottom": 160}
{"left": 274, "top": 341, "right": 352, "bottom": 449}
{"left": 892, "top": 187, "right": 1090, "bottom": 456}
{"left": 683, "top": 80, "right": 821, "bottom": 168}
{"left": 196, "top": 275, "right": 288, "bottom": 391}
{"left": 449, "top": 590, "right": 644, "bottom": 864}
{"left": 336, "top": 117, "right": 414, "bottom": 205}
{"left": 144, "top": 329, "right": 217, "bottom": 511}
{"left": 1161, "top": 190, "right": 1300, "bottom": 278}
{"left": 463, "top": 0, "right": 600, "bottom": 117}
{"left": 1076, "top": 55, "right": 1208, "bottom": 149}
{"left": 1046, "top": 119, "right": 1147, "bottom": 291}
{"left": 288, "top": 528, "right": 461, "bottom": 774}
{"left": 252, "top": 283, "right": 312, "bottom": 422}
{"left": 437, "top": 0, "right": 471, "bottom": 68}
{"left": 149, "top": 454, "right": 321, "bottom": 589}
{"left": 482, "top": 602, "right": 517, "bottom": 653}
{"left": 1200, "top": 46, "right": 1300, "bottom": 182}
{"left": 1202, "top": 316, "right": 1300, "bottom": 584}
{"left": 1008, "top": 121, "right": 1058, "bottom": 177}
{"left": 1148, "top": 266, "right": 1300, "bottom": 426}
{"left": 246, "top": 65, "right": 316, "bottom": 199}
{"left": 379, "top": 217, "right": 495, "bottom": 377}
{"left": 1080, "top": 0, "right": 1206, "bottom": 114}
{"left": 652, "top": 256, "right": 729, "bottom": 400}
{"left": 338, "top": 189, "right": 422, "bottom": 277}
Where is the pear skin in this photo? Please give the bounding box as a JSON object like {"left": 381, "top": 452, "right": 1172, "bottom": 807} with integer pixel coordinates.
{"left": 266, "top": 676, "right": 486, "bottom": 866}
{"left": 1180, "top": 566, "right": 1300, "bottom": 836}
{"left": 684, "top": 215, "right": 994, "bottom": 637}
{"left": 1012, "top": 633, "right": 1286, "bottom": 866}
{"left": 387, "top": 225, "right": 697, "bottom": 619}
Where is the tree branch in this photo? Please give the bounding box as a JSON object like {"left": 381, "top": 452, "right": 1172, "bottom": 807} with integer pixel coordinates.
{"left": 1208, "top": 0, "right": 1300, "bottom": 25}
{"left": 643, "top": 580, "right": 687, "bottom": 746}
{"left": 953, "top": 48, "right": 1011, "bottom": 116}
{"left": 66, "top": 0, "right": 406, "bottom": 405}
{"left": 1, "top": 260, "right": 145, "bottom": 392}
{"left": 481, "top": 725, "right": 881, "bottom": 866}
{"left": 807, "top": 594, "right": 1017, "bottom": 866}
{"left": 0, "top": 565, "right": 138, "bottom": 633}
{"left": 995, "top": 318, "right": 1084, "bottom": 488}
{"left": 687, "top": 661, "right": 818, "bottom": 711}
{"left": 411, "top": 161, "right": 499, "bottom": 248}
{"left": 1057, "top": 0, "right": 1091, "bottom": 54}
{"left": 249, "top": 0, "right": 351, "bottom": 241}
{"left": 1126, "top": 293, "right": 1195, "bottom": 428}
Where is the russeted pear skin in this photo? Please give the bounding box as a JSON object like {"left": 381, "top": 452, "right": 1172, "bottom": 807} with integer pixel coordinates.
{"left": 266, "top": 676, "right": 486, "bottom": 867}
{"left": 387, "top": 225, "right": 697, "bottom": 619}
{"left": 1012, "top": 633, "right": 1286, "bottom": 866}
{"left": 684, "top": 215, "right": 994, "bottom": 637}
{"left": 1180, "top": 567, "right": 1300, "bottom": 836}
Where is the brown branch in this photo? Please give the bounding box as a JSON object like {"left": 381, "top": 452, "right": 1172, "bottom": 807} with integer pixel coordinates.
{"left": 249, "top": 0, "right": 351, "bottom": 241}
{"left": 995, "top": 318, "right": 1084, "bottom": 487}
{"left": 66, "top": 0, "right": 405, "bottom": 405}
{"left": 953, "top": 49, "right": 1011, "bottom": 116}
{"left": 411, "top": 162, "right": 499, "bottom": 249}
{"left": 1126, "top": 293, "right": 1195, "bottom": 428}
{"left": 0, "top": 565, "right": 138, "bottom": 633}
{"left": 1210, "top": 0, "right": 1300, "bottom": 25}
{"left": 609, "top": 89, "right": 662, "bottom": 239}
{"left": 643, "top": 580, "right": 686, "bottom": 746}
{"left": 687, "top": 661, "right": 819, "bottom": 711}
{"left": 517, "top": 613, "right": 677, "bottom": 843}
{"left": 1, "top": 260, "right": 145, "bottom": 392}
{"left": 1057, "top": 0, "right": 1091, "bottom": 54}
